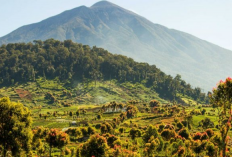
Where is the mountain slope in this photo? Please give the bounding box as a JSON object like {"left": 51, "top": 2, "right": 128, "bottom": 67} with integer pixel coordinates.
{"left": 0, "top": 1, "right": 231, "bottom": 91}
{"left": 0, "top": 39, "right": 207, "bottom": 104}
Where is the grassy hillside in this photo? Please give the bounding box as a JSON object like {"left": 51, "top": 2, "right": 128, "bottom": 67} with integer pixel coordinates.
{"left": 0, "top": 77, "right": 169, "bottom": 108}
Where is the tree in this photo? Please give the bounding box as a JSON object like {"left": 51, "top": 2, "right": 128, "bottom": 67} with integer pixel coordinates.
{"left": 0, "top": 97, "right": 33, "bottom": 157}
{"left": 161, "top": 129, "right": 176, "bottom": 141}
{"left": 205, "top": 129, "right": 214, "bottom": 138}
{"left": 192, "top": 140, "right": 205, "bottom": 156}
{"left": 158, "top": 123, "right": 165, "bottom": 133}
{"left": 76, "top": 110, "right": 80, "bottom": 118}
{"left": 201, "top": 117, "right": 214, "bottom": 129}
{"left": 129, "top": 127, "right": 141, "bottom": 140}
{"left": 97, "top": 114, "right": 102, "bottom": 120}
{"left": 46, "top": 129, "right": 69, "bottom": 157}
{"left": 100, "top": 122, "right": 113, "bottom": 134}
{"left": 143, "top": 125, "right": 158, "bottom": 143}
{"left": 178, "top": 128, "right": 189, "bottom": 139}
{"left": 184, "top": 114, "right": 193, "bottom": 129}
{"left": 126, "top": 105, "right": 139, "bottom": 119}
{"left": 210, "top": 77, "right": 232, "bottom": 157}
{"left": 145, "top": 107, "right": 151, "bottom": 113}
{"left": 149, "top": 100, "right": 160, "bottom": 107}
{"left": 80, "top": 128, "right": 88, "bottom": 137}
{"left": 176, "top": 122, "right": 184, "bottom": 130}
{"left": 104, "top": 134, "right": 118, "bottom": 148}
{"left": 119, "top": 127, "right": 125, "bottom": 134}
{"left": 201, "top": 108, "right": 206, "bottom": 115}
{"left": 144, "top": 138, "right": 159, "bottom": 156}
{"left": 78, "top": 134, "right": 109, "bottom": 157}
{"left": 87, "top": 126, "right": 96, "bottom": 135}
{"left": 206, "top": 142, "right": 217, "bottom": 157}
{"left": 69, "top": 111, "right": 73, "bottom": 117}
{"left": 65, "top": 128, "right": 82, "bottom": 141}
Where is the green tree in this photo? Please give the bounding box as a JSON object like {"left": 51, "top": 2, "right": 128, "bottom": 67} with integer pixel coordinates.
{"left": 201, "top": 117, "right": 213, "bottom": 129}
{"left": 143, "top": 125, "right": 158, "bottom": 143}
{"left": 129, "top": 127, "right": 142, "bottom": 140}
{"left": 97, "top": 114, "right": 102, "bottom": 120}
{"left": 69, "top": 111, "right": 73, "bottom": 117}
{"left": 45, "top": 129, "right": 69, "bottom": 157}
{"left": 161, "top": 129, "right": 176, "bottom": 141}
{"left": 126, "top": 105, "right": 139, "bottom": 119}
{"left": 201, "top": 108, "right": 206, "bottom": 115}
{"left": 65, "top": 128, "right": 82, "bottom": 141}
{"left": 78, "top": 134, "right": 109, "bottom": 157}
{"left": 144, "top": 139, "right": 159, "bottom": 156}
{"left": 184, "top": 114, "right": 193, "bottom": 129}
{"left": 206, "top": 142, "right": 217, "bottom": 157}
{"left": 76, "top": 110, "right": 80, "bottom": 118}
{"left": 149, "top": 100, "right": 160, "bottom": 107}
{"left": 210, "top": 77, "right": 232, "bottom": 157}
{"left": 0, "top": 97, "right": 33, "bottom": 157}
{"left": 178, "top": 128, "right": 189, "bottom": 139}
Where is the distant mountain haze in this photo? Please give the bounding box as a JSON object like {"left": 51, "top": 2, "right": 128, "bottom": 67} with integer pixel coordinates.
{"left": 0, "top": 1, "right": 231, "bottom": 92}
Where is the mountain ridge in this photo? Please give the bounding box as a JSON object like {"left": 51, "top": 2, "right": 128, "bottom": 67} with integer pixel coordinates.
{"left": 0, "top": 0, "right": 231, "bottom": 92}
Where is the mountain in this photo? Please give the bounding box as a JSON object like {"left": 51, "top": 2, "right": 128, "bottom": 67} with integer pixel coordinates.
{"left": 0, "top": 1, "right": 231, "bottom": 92}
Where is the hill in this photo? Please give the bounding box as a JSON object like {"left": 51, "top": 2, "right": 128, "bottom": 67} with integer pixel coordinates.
{"left": 0, "top": 39, "right": 207, "bottom": 106}
{"left": 0, "top": 1, "right": 231, "bottom": 91}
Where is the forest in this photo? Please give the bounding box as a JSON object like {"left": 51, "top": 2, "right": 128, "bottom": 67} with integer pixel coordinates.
{"left": 0, "top": 39, "right": 207, "bottom": 103}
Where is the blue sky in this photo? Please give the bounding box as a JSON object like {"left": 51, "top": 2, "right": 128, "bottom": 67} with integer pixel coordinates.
{"left": 1, "top": 0, "right": 232, "bottom": 50}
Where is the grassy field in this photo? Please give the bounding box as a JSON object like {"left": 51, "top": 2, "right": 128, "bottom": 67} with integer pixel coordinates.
{"left": 0, "top": 78, "right": 168, "bottom": 108}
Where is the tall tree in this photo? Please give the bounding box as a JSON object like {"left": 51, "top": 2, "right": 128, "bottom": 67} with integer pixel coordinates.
{"left": 46, "top": 129, "right": 69, "bottom": 157}
{"left": 0, "top": 97, "right": 33, "bottom": 157}
{"left": 210, "top": 77, "right": 232, "bottom": 157}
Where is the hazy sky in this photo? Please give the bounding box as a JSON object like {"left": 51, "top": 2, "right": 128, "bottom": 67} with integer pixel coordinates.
{"left": 1, "top": 0, "right": 232, "bottom": 50}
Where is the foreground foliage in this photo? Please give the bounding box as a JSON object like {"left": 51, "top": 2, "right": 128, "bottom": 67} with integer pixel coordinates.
{"left": 0, "top": 97, "right": 33, "bottom": 156}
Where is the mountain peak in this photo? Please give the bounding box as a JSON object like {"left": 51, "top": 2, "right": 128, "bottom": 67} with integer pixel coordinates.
{"left": 91, "top": 1, "right": 118, "bottom": 8}
{"left": 0, "top": 0, "right": 231, "bottom": 92}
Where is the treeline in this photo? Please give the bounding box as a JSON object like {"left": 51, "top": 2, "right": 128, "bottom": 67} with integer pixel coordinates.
{"left": 0, "top": 39, "right": 207, "bottom": 102}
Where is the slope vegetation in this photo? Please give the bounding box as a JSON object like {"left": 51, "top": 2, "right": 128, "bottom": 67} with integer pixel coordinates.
{"left": 0, "top": 39, "right": 207, "bottom": 105}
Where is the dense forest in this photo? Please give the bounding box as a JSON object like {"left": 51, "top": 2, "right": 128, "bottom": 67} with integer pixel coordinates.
{"left": 0, "top": 39, "right": 207, "bottom": 102}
